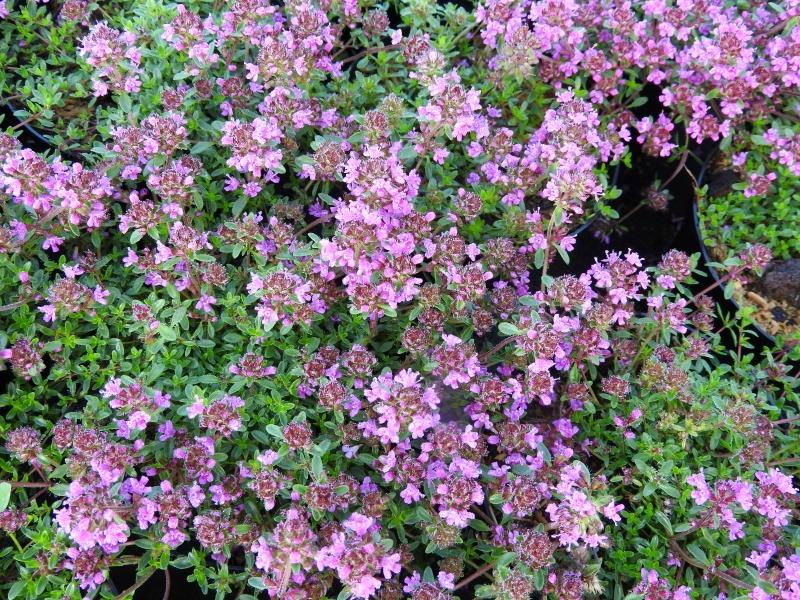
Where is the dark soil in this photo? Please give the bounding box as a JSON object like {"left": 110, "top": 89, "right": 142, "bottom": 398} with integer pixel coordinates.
{"left": 551, "top": 149, "right": 701, "bottom": 276}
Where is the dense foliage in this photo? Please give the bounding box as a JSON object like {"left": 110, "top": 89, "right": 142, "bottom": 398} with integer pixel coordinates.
{"left": 699, "top": 157, "right": 800, "bottom": 266}
{"left": 0, "top": 1, "right": 799, "bottom": 600}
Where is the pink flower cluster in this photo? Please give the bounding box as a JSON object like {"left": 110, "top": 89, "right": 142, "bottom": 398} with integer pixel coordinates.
{"left": 79, "top": 22, "right": 141, "bottom": 96}
{"left": 359, "top": 369, "right": 440, "bottom": 443}
{"left": 1, "top": 149, "right": 113, "bottom": 247}
{"left": 478, "top": 0, "right": 800, "bottom": 152}
{"left": 687, "top": 468, "right": 798, "bottom": 540}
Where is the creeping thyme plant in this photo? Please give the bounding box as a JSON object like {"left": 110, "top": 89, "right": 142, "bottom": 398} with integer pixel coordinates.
{"left": 0, "top": 1, "right": 799, "bottom": 600}
{"left": 0, "top": 0, "right": 143, "bottom": 152}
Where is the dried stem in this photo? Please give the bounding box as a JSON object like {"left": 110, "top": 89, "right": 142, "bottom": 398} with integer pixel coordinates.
{"left": 479, "top": 336, "right": 515, "bottom": 362}
{"left": 340, "top": 44, "right": 401, "bottom": 66}
{"left": 0, "top": 297, "right": 34, "bottom": 313}
{"left": 668, "top": 539, "right": 752, "bottom": 590}
{"left": 772, "top": 415, "right": 800, "bottom": 426}
{"left": 453, "top": 560, "right": 496, "bottom": 591}
{"left": 12, "top": 113, "right": 42, "bottom": 130}
{"left": 162, "top": 568, "right": 171, "bottom": 600}
{"left": 3, "top": 481, "right": 51, "bottom": 489}
{"left": 113, "top": 566, "right": 156, "bottom": 600}
{"left": 297, "top": 214, "right": 333, "bottom": 237}
{"left": 659, "top": 147, "right": 689, "bottom": 192}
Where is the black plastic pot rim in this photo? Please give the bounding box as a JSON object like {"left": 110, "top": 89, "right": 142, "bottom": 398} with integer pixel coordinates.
{"left": 4, "top": 102, "right": 54, "bottom": 149}
{"left": 4, "top": 102, "right": 87, "bottom": 162}
{"left": 569, "top": 160, "right": 623, "bottom": 238}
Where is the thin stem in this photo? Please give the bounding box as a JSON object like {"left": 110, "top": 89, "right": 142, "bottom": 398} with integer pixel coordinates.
{"left": 691, "top": 270, "right": 737, "bottom": 304}
{"left": 0, "top": 298, "right": 33, "bottom": 313}
{"left": 758, "top": 17, "right": 791, "bottom": 39}
{"left": 162, "top": 568, "right": 171, "bottom": 600}
{"left": 539, "top": 213, "right": 558, "bottom": 291}
{"left": 233, "top": 579, "right": 249, "bottom": 600}
{"left": 297, "top": 214, "right": 333, "bottom": 237}
{"left": 114, "top": 566, "right": 156, "bottom": 600}
{"left": 479, "top": 336, "right": 515, "bottom": 362}
{"left": 340, "top": 44, "right": 401, "bottom": 66}
{"left": 773, "top": 415, "right": 800, "bottom": 426}
{"left": 668, "top": 539, "right": 752, "bottom": 591}
{"left": 630, "top": 326, "right": 660, "bottom": 370}
{"left": 9, "top": 532, "right": 24, "bottom": 554}
{"left": 766, "top": 457, "right": 800, "bottom": 467}
{"left": 470, "top": 504, "right": 493, "bottom": 525}
{"left": 614, "top": 200, "right": 646, "bottom": 227}
{"left": 659, "top": 147, "right": 689, "bottom": 192}
{"left": 4, "top": 481, "right": 50, "bottom": 489}
{"left": 12, "top": 113, "right": 42, "bottom": 130}
{"left": 331, "top": 42, "right": 353, "bottom": 61}
{"left": 451, "top": 22, "right": 477, "bottom": 46}
{"left": 278, "top": 559, "right": 293, "bottom": 597}
{"left": 96, "top": 5, "right": 116, "bottom": 21}
{"left": 111, "top": 556, "right": 144, "bottom": 567}
{"left": 671, "top": 525, "right": 699, "bottom": 540}
{"left": 453, "top": 560, "right": 496, "bottom": 591}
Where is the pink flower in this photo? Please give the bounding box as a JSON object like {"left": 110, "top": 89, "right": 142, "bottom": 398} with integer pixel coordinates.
{"left": 687, "top": 471, "right": 711, "bottom": 505}
{"left": 93, "top": 286, "right": 110, "bottom": 305}
{"left": 344, "top": 513, "right": 374, "bottom": 537}
{"left": 438, "top": 571, "right": 455, "bottom": 590}
{"left": 43, "top": 235, "right": 64, "bottom": 252}
{"left": 602, "top": 501, "right": 625, "bottom": 524}
{"left": 195, "top": 294, "right": 217, "bottom": 313}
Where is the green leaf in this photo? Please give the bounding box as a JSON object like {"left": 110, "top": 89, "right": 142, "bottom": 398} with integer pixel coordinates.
{"left": 250, "top": 428, "right": 270, "bottom": 444}
{"left": 191, "top": 141, "right": 214, "bottom": 154}
{"left": 556, "top": 243, "right": 570, "bottom": 264}
{"left": 171, "top": 556, "right": 194, "bottom": 569}
{"left": 687, "top": 543, "right": 709, "bottom": 566}
{"left": 311, "top": 454, "right": 323, "bottom": 479}
{"left": 533, "top": 248, "right": 545, "bottom": 269}
{"left": 533, "top": 569, "right": 546, "bottom": 590}
{"left": 265, "top": 424, "right": 283, "bottom": 438}
{"left": 654, "top": 511, "right": 673, "bottom": 535}
{"left": 0, "top": 482, "right": 11, "bottom": 511}
{"left": 495, "top": 551, "right": 516, "bottom": 568}
{"left": 469, "top": 519, "right": 490, "bottom": 532}
{"left": 248, "top": 577, "right": 267, "bottom": 590}
{"left": 158, "top": 325, "right": 177, "bottom": 342}
{"left": 723, "top": 280, "right": 734, "bottom": 300}
{"left": 8, "top": 580, "right": 25, "bottom": 600}
{"left": 171, "top": 305, "right": 187, "bottom": 327}
{"left": 498, "top": 322, "right": 520, "bottom": 336}
{"left": 232, "top": 196, "right": 248, "bottom": 217}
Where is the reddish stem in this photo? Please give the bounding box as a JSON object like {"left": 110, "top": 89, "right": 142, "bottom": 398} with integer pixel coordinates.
{"left": 453, "top": 561, "right": 496, "bottom": 591}
{"left": 4, "top": 481, "right": 51, "bottom": 489}
{"left": 340, "top": 44, "right": 401, "bottom": 65}
{"left": 297, "top": 214, "right": 333, "bottom": 237}
{"left": 772, "top": 415, "right": 800, "bottom": 426}
{"left": 479, "top": 337, "right": 515, "bottom": 362}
